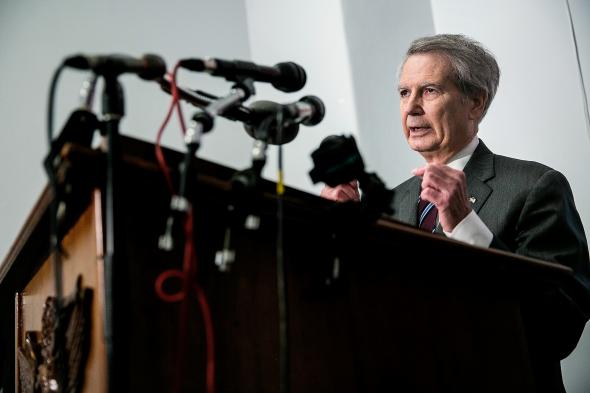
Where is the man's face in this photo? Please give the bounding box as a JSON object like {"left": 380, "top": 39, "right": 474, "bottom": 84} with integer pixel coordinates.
{"left": 398, "top": 53, "right": 480, "bottom": 163}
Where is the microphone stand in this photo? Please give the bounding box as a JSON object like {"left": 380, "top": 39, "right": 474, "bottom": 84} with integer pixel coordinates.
{"left": 43, "top": 72, "right": 100, "bottom": 392}
{"left": 217, "top": 113, "right": 276, "bottom": 272}
{"left": 159, "top": 77, "right": 255, "bottom": 251}
{"left": 156, "top": 77, "right": 255, "bottom": 392}
{"left": 44, "top": 72, "right": 126, "bottom": 392}
{"left": 159, "top": 75, "right": 252, "bottom": 123}
{"left": 162, "top": 73, "right": 292, "bottom": 393}
{"left": 101, "top": 74, "right": 125, "bottom": 393}
{"left": 224, "top": 109, "right": 291, "bottom": 393}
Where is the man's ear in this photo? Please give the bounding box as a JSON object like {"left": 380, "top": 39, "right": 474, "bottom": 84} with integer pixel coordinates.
{"left": 468, "top": 92, "right": 487, "bottom": 121}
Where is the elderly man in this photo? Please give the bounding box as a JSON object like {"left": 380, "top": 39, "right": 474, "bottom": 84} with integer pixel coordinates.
{"left": 322, "top": 34, "right": 590, "bottom": 392}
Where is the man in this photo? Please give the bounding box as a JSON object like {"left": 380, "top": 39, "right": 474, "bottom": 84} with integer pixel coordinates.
{"left": 321, "top": 34, "right": 590, "bottom": 392}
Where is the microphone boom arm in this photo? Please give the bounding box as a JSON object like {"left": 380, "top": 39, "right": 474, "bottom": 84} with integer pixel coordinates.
{"left": 159, "top": 75, "right": 252, "bottom": 123}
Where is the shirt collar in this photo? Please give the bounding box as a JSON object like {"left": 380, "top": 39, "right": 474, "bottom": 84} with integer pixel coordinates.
{"left": 446, "top": 136, "right": 479, "bottom": 171}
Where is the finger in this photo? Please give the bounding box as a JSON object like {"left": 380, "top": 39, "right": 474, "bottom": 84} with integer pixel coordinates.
{"left": 420, "top": 187, "right": 442, "bottom": 207}
{"left": 421, "top": 169, "right": 454, "bottom": 192}
{"left": 412, "top": 166, "right": 426, "bottom": 177}
{"left": 320, "top": 186, "right": 346, "bottom": 201}
{"left": 340, "top": 184, "right": 361, "bottom": 201}
{"left": 424, "top": 164, "right": 466, "bottom": 185}
{"left": 422, "top": 165, "right": 467, "bottom": 193}
{"left": 421, "top": 181, "right": 468, "bottom": 212}
{"left": 320, "top": 186, "right": 342, "bottom": 201}
{"left": 321, "top": 185, "right": 359, "bottom": 202}
{"left": 338, "top": 186, "right": 356, "bottom": 200}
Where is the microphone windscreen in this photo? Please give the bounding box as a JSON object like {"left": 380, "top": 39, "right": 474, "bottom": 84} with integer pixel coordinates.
{"left": 300, "top": 95, "right": 325, "bottom": 126}
{"left": 138, "top": 54, "right": 167, "bottom": 80}
{"left": 244, "top": 100, "right": 299, "bottom": 145}
{"left": 273, "top": 62, "right": 307, "bottom": 93}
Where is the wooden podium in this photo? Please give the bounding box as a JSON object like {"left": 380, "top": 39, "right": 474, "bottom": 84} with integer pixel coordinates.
{"left": 0, "top": 136, "right": 573, "bottom": 392}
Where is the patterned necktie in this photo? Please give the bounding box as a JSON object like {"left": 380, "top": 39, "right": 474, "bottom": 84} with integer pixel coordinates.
{"left": 418, "top": 198, "right": 438, "bottom": 232}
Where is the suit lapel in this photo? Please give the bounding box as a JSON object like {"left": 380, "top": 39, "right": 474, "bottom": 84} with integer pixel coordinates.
{"left": 432, "top": 140, "right": 495, "bottom": 234}
{"left": 463, "top": 140, "right": 495, "bottom": 214}
{"left": 466, "top": 178, "right": 492, "bottom": 214}
{"left": 397, "top": 140, "right": 495, "bottom": 231}
{"left": 398, "top": 177, "right": 421, "bottom": 226}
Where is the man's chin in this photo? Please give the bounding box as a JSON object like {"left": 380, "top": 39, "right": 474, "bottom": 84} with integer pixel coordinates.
{"left": 408, "top": 138, "right": 437, "bottom": 153}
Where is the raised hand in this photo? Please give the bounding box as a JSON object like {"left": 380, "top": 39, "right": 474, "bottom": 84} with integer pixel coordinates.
{"left": 319, "top": 180, "right": 360, "bottom": 202}
{"left": 412, "top": 164, "right": 471, "bottom": 232}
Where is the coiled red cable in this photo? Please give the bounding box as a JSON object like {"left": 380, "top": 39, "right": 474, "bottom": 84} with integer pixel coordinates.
{"left": 153, "top": 62, "right": 216, "bottom": 393}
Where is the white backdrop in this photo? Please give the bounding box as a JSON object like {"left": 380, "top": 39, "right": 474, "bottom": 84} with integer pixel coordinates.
{"left": 0, "top": 0, "right": 254, "bottom": 262}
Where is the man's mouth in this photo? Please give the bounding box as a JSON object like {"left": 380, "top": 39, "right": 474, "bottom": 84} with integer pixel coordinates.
{"left": 409, "top": 126, "right": 432, "bottom": 132}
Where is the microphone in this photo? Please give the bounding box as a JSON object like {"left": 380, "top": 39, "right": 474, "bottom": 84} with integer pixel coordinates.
{"left": 180, "top": 58, "right": 306, "bottom": 93}
{"left": 78, "top": 74, "right": 98, "bottom": 110}
{"left": 282, "top": 95, "right": 325, "bottom": 126}
{"left": 158, "top": 76, "right": 325, "bottom": 144}
{"left": 244, "top": 95, "right": 325, "bottom": 145}
{"left": 159, "top": 76, "right": 252, "bottom": 122}
{"left": 309, "top": 134, "right": 393, "bottom": 218}
{"left": 309, "top": 135, "right": 365, "bottom": 186}
{"left": 64, "top": 53, "right": 167, "bottom": 80}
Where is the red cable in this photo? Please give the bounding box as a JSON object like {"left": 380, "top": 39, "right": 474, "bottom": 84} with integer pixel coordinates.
{"left": 154, "top": 269, "right": 184, "bottom": 302}
{"left": 183, "top": 210, "right": 215, "bottom": 393}
{"left": 153, "top": 68, "right": 216, "bottom": 391}
{"left": 170, "top": 64, "right": 187, "bottom": 135}
{"left": 154, "top": 210, "right": 216, "bottom": 393}
{"left": 195, "top": 284, "right": 216, "bottom": 393}
{"left": 155, "top": 66, "right": 180, "bottom": 193}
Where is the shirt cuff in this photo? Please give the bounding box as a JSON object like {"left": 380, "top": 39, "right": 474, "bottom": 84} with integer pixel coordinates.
{"left": 443, "top": 210, "right": 493, "bottom": 248}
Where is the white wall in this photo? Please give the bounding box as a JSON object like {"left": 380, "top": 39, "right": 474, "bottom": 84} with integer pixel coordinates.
{"left": 0, "top": 0, "right": 254, "bottom": 263}
{"left": 244, "top": 0, "right": 361, "bottom": 192}
{"left": 340, "top": 0, "right": 434, "bottom": 187}
{"left": 244, "top": 0, "right": 435, "bottom": 192}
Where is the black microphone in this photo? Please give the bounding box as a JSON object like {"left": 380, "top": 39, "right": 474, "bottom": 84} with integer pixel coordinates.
{"left": 64, "top": 54, "right": 167, "bottom": 81}
{"left": 244, "top": 95, "right": 325, "bottom": 145}
{"left": 309, "top": 135, "right": 365, "bottom": 186}
{"left": 282, "top": 95, "right": 325, "bottom": 126}
{"left": 158, "top": 76, "right": 325, "bottom": 144}
{"left": 180, "top": 58, "right": 306, "bottom": 93}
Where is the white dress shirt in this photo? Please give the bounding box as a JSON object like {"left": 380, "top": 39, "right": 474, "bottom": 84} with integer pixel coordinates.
{"left": 440, "top": 136, "right": 494, "bottom": 248}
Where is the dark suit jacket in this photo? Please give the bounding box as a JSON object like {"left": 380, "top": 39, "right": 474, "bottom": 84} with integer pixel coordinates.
{"left": 390, "top": 140, "right": 590, "bottom": 392}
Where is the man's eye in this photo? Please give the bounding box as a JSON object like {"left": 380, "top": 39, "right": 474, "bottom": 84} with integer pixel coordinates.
{"left": 424, "top": 87, "right": 437, "bottom": 94}
{"left": 399, "top": 89, "right": 409, "bottom": 98}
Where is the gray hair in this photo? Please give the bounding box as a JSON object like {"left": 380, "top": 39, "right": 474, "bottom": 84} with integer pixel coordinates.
{"left": 402, "top": 34, "right": 500, "bottom": 120}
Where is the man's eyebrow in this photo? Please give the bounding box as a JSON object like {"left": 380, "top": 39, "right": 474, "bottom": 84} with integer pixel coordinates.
{"left": 421, "top": 81, "right": 443, "bottom": 88}
{"left": 397, "top": 81, "right": 443, "bottom": 90}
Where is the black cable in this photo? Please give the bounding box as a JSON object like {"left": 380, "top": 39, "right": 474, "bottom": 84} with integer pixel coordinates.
{"left": 46, "top": 62, "right": 67, "bottom": 389}
{"left": 46, "top": 64, "right": 66, "bottom": 305}
{"left": 101, "top": 75, "right": 125, "bottom": 393}
{"left": 274, "top": 110, "right": 289, "bottom": 393}
{"left": 104, "top": 116, "right": 117, "bottom": 393}
{"left": 47, "top": 64, "right": 66, "bottom": 147}
{"left": 48, "top": 160, "right": 64, "bottom": 304}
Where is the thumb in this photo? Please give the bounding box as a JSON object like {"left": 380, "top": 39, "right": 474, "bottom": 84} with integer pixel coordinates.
{"left": 412, "top": 166, "right": 426, "bottom": 177}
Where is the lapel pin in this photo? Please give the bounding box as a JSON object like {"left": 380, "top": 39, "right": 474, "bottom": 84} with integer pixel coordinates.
{"left": 469, "top": 196, "right": 477, "bottom": 204}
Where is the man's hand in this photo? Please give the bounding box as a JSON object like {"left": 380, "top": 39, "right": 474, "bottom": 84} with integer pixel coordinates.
{"left": 412, "top": 164, "right": 471, "bottom": 232}
{"left": 320, "top": 180, "right": 360, "bottom": 202}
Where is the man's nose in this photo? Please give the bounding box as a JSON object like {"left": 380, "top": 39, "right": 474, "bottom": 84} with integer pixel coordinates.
{"left": 404, "top": 93, "right": 424, "bottom": 115}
